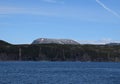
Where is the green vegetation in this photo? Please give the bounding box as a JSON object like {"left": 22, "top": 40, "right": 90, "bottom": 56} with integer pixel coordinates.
{"left": 0, "top": 40, "right": 120, "bottom": 62}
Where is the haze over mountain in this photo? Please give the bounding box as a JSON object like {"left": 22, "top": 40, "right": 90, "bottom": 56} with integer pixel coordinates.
{"left": 79, "top": 40, "right": 120, "bottom": 45}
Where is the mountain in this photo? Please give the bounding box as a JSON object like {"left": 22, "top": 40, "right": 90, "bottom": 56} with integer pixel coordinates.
{"left": 32, "top": 38, "right": 80, "bottom": 45}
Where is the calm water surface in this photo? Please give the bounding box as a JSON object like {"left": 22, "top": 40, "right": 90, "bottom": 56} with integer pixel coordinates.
{"left": 0, "top": 62, "right": 120, "bottom": 84}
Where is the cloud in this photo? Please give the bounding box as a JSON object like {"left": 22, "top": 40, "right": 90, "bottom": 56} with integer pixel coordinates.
{"left": 0, "top": 5, "right": 117, "bottom": 22}
{"left": 0, "top": 6, "right": 94, "bottom": 19}
{"left": 0, "top": 7, "right": 22, "bottom": 14}
{"left": 42, "top": 0, "right": 57, "bottom": 3}
{"left": 42, "top": 0, "right": 64, "bottom": 4}
{"left": 0, "top": 6, "right": 56, "bottom": 16}
{"left": 96, "top": 0, "right": 120, "bottom": 18}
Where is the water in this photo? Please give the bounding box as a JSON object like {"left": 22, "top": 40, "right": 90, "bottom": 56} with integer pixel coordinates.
{"left": 0, "top": 62, "right": 120, "bottom": 84}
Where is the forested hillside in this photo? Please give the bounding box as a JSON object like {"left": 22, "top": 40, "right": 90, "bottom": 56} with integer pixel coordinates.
{"left": 0, "top": 40, "right": 120, "bottom": 62}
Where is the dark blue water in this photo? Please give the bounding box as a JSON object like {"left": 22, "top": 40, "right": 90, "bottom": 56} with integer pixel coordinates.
{"left": 0, "top": 62, "right": 120, "bottom": 84}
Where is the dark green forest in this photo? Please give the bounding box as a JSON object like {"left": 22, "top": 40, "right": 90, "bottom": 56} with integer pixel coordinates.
{"left": 0, "top": 40, "right": 120, "bottom": 62}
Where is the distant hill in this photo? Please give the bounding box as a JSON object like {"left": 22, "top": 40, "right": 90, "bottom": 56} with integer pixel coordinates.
{"left": 0, "top": 40, "right": 11, "bottom": 46}
{"left": 32, "top": 38, "right": 80, "bottom": 45}
{"left": 106, "top": 43, "right": 120, "bottom": 46}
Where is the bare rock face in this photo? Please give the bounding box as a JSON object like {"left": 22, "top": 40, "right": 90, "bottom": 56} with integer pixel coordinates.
{"left": 32, "top": 38, "right": 80, "bottom": 45}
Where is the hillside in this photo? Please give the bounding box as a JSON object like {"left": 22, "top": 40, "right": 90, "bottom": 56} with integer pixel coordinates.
{"left": 0, "top": 40, "right": 120, "bottom": 62}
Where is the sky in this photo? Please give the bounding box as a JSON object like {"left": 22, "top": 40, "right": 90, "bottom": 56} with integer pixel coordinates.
{"left": 0, "top": 0, "right": 120, "bottom": 44}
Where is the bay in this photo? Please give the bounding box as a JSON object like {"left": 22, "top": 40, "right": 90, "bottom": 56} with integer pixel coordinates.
{"left": 0, "top": 61, "right": 120, "bottom": 84}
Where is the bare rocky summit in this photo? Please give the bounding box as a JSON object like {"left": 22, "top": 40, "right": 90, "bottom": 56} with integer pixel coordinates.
{"left": 32, "top": 38, "right": 80, "bottom": 45}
